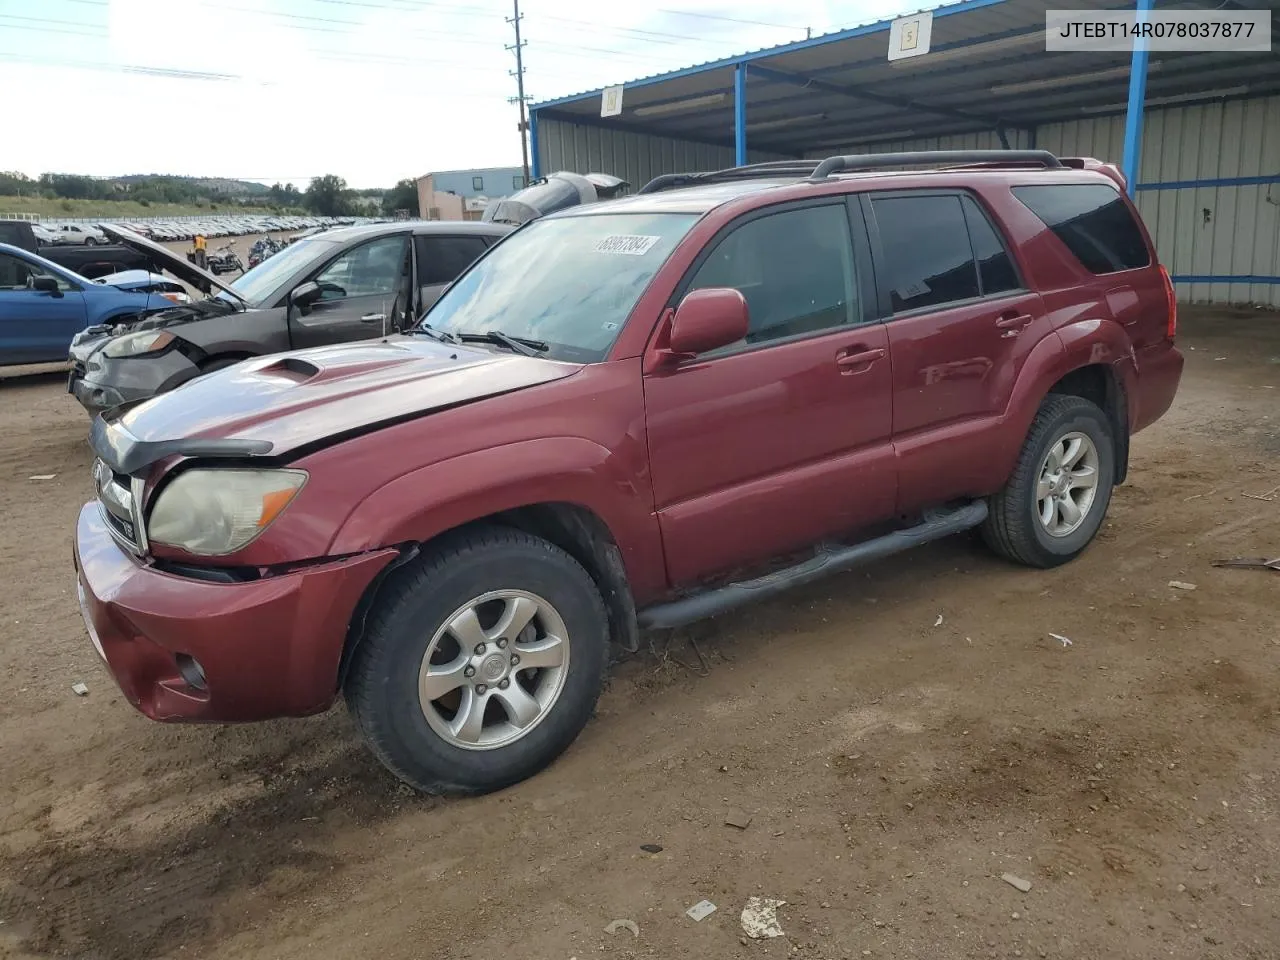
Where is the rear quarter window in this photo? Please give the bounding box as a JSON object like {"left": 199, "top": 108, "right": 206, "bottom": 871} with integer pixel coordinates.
{"left": 1012, "top": 184, "right": 1150, "bottom": 274}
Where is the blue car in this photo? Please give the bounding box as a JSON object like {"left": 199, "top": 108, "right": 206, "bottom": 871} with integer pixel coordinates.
{"left": 0, "top": 243, "right": 177, "bottom": 366}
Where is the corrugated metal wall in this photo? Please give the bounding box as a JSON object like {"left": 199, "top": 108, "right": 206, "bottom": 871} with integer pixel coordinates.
{"left": 803, "top": 128, "right": 1033, "bottom": 156}
{"left": 537, "top": 96, "right": 1280, "bottom": 306}
{"left": 535, "top": 117, "right": 786, "bottom": 193}
{"left": 1041, "top": 96, "right": 1280, "bottom": 307}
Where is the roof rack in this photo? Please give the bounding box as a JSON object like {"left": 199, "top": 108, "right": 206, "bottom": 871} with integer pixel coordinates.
{"left": 637, "top": 150, "right": 1067, "bottom": 196}
{"left": 638, "top": 160, "right": 822, "bottom": 195}
{"left": 808, "top": 149, "right": 1063, "bottom": 180}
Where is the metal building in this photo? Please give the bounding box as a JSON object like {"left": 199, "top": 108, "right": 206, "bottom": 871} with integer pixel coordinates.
{"left": 529, "top": 0, "right": 1280, "bottom": 305}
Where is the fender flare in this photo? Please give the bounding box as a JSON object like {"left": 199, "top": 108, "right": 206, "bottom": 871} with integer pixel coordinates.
{"left": 329, "top": 436, "right": 650, "bottom": 564}
{"left": 997, "top": 320, "right": 1135, "bottom": 483}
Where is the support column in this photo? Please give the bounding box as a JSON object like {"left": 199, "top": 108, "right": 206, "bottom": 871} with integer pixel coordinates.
{"left": 529, "top": 109, "right": 541, "bottom": 181}
{"left": 734, "top": 63, "right": 747, "bottom": 166}
{"left": 1121, "top": 0, "right": 1153, "bottom": 196}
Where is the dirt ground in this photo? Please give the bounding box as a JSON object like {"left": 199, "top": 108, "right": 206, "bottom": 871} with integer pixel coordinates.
{"left": 0, "top": 306, "right": 1277, "bottom": 960}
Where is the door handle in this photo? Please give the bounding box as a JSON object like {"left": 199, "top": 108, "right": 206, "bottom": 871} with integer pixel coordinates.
{"left": 360, "top": 313, "right": 387, "bottom": 323}
{"left": 995, "top": 312, "right": 1033, "bottom": 330}
{"left": 836, "top": 346, "right": 885, "bottom": 373}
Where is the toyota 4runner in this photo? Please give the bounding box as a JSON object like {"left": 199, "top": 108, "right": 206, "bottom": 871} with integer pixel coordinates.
{"left": 73, "top": 150, "right": 1184, "bottom": 795}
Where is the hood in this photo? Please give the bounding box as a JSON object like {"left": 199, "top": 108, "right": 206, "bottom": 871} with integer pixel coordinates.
{"left": 99, "top": 224, "right": 246, "bottom": 303}
{"left": 95, "top": 337, "right": 580, "bottom": 472}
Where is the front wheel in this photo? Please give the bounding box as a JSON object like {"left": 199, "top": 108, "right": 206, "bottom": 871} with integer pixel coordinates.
{"left": 345, "top": 527, "right": 610, "bottom": 795}
{"left": 982, "top": 394, "right": 1115, "bottom": 568}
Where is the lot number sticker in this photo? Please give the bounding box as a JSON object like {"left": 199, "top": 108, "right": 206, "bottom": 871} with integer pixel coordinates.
{"left": 595, "top": 234, "right": 661, "bottom": 256}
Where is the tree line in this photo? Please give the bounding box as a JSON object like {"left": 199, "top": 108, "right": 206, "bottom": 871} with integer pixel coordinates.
{"left": 0, "top": 171, "right": 420, "bottom": 217}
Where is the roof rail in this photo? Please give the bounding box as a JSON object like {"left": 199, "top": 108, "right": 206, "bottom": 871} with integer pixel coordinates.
{"left": 638, "top": 160, "right": 822, "bottom": 195}
{"left": 808, "top": 149, "right": 1064, "bottom": 180}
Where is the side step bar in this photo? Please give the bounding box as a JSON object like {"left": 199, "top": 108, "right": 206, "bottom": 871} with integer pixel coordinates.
{"left": 637, "top": 501, "right": 989, "bottom": 631}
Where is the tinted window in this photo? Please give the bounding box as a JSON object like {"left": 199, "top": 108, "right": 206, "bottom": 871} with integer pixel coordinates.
{"left": 1013, "top": 184, "right": 1150, "bottom": 274}
{"left": 688, "top": 204, "right": 860, "bottom": 347}
{"left": 415, "top": 235, "right": 491, "bottom": 285}
{"left": 961, "top": 197, "right": 1019, "bottom": 295}
{"left": 0, "top": 253, "right": 73, "bottom": 291}
{"left": 315, "top": 236, "right": 408, "bottom": 300}
{"left": 872, "top": 195, "right": 980, "bottom": 312}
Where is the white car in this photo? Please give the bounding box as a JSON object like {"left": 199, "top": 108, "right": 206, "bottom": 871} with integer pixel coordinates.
{"left": 57, "top": 223, "right": 108, "bottom": 246}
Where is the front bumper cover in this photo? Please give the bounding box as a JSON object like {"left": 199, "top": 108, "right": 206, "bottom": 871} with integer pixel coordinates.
{"left": 73, "top": 504, "right": 398, "bottom": 722}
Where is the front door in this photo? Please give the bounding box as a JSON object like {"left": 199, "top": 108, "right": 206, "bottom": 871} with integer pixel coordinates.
{"left": 0, "top": 252, "right": 87, "bottom": 364}
{"left": 643, "top": 200, "right": 897, "bottom": 586}
{"left": 289, "top": 234, "right": 412, "bottom": 348}
{"left": 414, "top": 234, "right": 493, "bottom": 313}
{"left": 866, "top": 190, "right": 1048, "bottom": 513}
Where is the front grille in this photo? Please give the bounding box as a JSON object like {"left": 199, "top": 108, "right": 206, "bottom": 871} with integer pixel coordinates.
{"left": 93, "top": 459, "right": 145, "bottom": 554}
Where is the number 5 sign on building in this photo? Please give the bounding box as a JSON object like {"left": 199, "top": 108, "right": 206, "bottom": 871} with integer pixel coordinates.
{"left": 601, "top": 85, "right": 624, "bottom": 118}
{"left": 888, "top": 11, "right": 933, "bottom": 61}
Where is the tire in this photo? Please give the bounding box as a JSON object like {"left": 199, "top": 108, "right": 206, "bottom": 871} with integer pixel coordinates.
{"left": 85, "top": 237, "right": 98, "bottom": 246}
{"left": 982, "top": 394, "right": 1115, "bottom": 569}
{"left": 345, "top": 526, "right": 610, "bottom": 795}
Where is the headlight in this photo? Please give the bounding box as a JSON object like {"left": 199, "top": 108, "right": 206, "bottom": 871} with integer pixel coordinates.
{"left": 148, "top": 468, "right": 307, "bottom": 555}
{"left": 102, "top": 329, "right": 175, "bottom": 358}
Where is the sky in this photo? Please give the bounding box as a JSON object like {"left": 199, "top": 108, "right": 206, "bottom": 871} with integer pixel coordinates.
{"left": 0, "top": 0, "right": 920, "bottom": 188}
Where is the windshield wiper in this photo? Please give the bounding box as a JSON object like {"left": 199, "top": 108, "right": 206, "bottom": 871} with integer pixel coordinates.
{"left": 410, "top": 322, "right": 460, "bottom": 345}
{"left": 455, "top": 329, "right": 548, "bottom": 357}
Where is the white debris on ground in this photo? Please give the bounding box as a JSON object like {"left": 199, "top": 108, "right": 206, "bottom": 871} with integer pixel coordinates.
{"left": 603, "top": 919, "right": 638, "bottom": 937}
{"left": 686, "top": 900, "right": 717, "bottom": 922}
{"left": 740, "top": 897, "right": 787, "bottom": 939}
{"left": 1001, "top": 873, "right": 1033, "bottom": 893}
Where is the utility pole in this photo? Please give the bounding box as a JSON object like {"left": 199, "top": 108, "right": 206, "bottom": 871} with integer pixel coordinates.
{"left": 506, "top": 0, "right": 531, "bottom": 185}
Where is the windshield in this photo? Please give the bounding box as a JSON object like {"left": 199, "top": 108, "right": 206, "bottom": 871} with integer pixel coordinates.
{"left": 219, "top": 237, "right": 339, "bottom": 306}
{"left": 422, "top": 212, "right": 698, "bottom": 363}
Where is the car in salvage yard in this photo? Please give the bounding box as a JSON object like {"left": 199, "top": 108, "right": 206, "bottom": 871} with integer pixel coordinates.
{"left": 72, "top": 150, "right": 1183, "bottom": 796}
{"left": 67, "top": 220, "right": 510, "bottom": 413}
{"left": 0, "top": 244, "right": 188, "bottom": 366}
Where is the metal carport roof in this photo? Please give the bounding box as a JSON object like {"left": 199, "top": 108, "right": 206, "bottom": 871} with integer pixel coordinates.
{"left": 530, "top": 0, "right": 1280, "bottom": 165}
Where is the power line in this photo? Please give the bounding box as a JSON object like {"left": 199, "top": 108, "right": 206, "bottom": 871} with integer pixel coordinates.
{"left": 654, "top": 7, "right": 809, "bottom": 32}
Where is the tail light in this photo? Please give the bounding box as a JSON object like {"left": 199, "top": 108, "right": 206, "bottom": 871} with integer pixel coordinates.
{"left": 1159, "top": 265, "right": 1177, "bottom": 341}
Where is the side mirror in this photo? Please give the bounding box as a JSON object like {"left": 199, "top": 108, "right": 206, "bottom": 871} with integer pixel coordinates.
{"left": 289, "top": 281, "right": 322, "bottom": 313}
{"left": 32, "top": 275, "right": 62, "bottom": 297}
{"left": 668, "top": 287, "right": 748, "bottom": 357}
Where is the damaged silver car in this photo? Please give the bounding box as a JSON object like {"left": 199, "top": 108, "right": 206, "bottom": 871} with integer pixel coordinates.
{"left": 68, "top": 221, "right": 510, "bottom": 414}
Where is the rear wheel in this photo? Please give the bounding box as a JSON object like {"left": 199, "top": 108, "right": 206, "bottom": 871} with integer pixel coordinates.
{"left": 345, "top": 527, "right": 610, "bottom": 795}
{"left": 982, "top": 394, "right": 1115, "bottom": 568}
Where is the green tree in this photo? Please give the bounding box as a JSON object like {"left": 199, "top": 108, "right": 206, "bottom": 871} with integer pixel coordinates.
{"left": 305, "top": 174, "right": 355, "bottom": 217}
{"left": 383, "top": 178, "right": 419, "bottom": 216}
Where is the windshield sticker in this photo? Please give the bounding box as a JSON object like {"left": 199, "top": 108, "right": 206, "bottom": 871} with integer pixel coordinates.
{"left": 594, "top": 234, "right": 662, "bottom": 256}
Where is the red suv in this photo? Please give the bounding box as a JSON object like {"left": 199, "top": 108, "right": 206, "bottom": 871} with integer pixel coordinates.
{"left": 74, "top": 150, "right": 1183, "bottom": 794}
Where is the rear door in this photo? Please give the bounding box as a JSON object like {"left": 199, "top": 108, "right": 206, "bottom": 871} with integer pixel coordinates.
{"left": 0, "top": 251, "right": 87, "bottom": 364}
{"left": 642, "top": 198, "right": 897, "bottom": 585}
{"left": 289, "top": 234, "right": 412, "bottom": 348}
{"left": 413, "top": 234, "right": 493, "bottom": 311}
{"left": 865, "top": 190, "right": 1048, "bottom": 514}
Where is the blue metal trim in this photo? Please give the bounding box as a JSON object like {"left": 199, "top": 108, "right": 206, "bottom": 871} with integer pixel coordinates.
{"left": 1137, "top": 174, "right": 1280, "bottom": 191}
{"left": 1120, "top": 0, "right": 1152, "bottom": 197}
{"left": 734, "top": 63, "right": 747, "bottom": 166}
{"left": 1171, "top": 275, "right": 1280, "bottom": 285}
{"left": 529, "top": 0, "right": 1011, "bottom": 109}
{"left": 529, "top": 109, "right": 541, "bottom": 180}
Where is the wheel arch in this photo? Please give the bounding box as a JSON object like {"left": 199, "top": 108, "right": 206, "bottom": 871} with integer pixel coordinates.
{"left": 1044, "top": 363, "right": 1130, "bottom": 485}
{"left": 337, "top": 499, "right": 640, "bottom": 691}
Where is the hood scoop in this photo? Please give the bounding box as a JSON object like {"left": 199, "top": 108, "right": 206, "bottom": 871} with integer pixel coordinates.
{"left": 254, "top": 356, "right": 322, "bottom": 384}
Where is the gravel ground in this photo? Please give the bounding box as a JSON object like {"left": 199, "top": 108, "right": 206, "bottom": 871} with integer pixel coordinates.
{"left": 0, "top": 306, "right": 1277, "bottom": 960}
